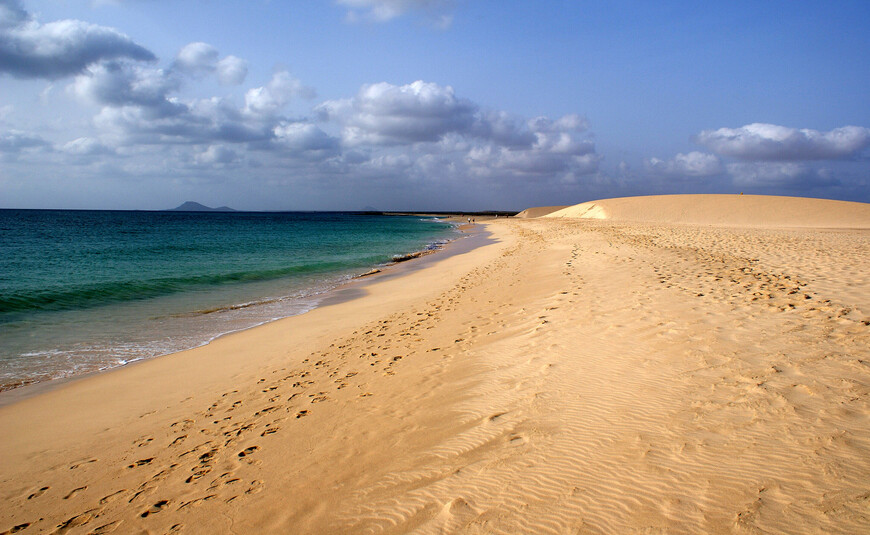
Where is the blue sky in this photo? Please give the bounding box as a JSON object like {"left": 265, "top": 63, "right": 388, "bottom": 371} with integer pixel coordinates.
{"left": 1, "top": 0, "right": 868, "bottom": 210}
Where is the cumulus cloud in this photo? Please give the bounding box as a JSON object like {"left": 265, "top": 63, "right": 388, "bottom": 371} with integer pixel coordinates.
{"left": 244, "top": 71, "right": 314, "bottom": 116}
{"left": 92, "top": 95, "right": 270, "bottom": 146}
{"left": 338, "top": 0, "right": 455, "bottom": 26}
{"left": 194, "top": 145, "right": 238, "bottom": 166}
{"left": 533, "top": 131, "right": 595, "bottom": 156}
{"left": 273, "top": 122, "right": 340, "bottom": 158}
{"left": 71, "top": 61, "right": 181, "bottom": 113}
{"left": 317, "top": 80, "right": 599, "bottom": 181}
{"left": 319, "top": 80, "right": 476, "bottom": 146}
{"left": 318, "top": 80, "right": 592, "bottom": 153}
{"left": 1, "top": 4, "right": 610, "bottom": 207}
{"left": 173, "top": 42, "right": 248, "bottom": 85}
{"left": 60, "top": 67, "right": 600, "bottom": 193}
{"left": 216, "top": 56, "right": 247, "bottom": 85}
{"left": 465, "top": 144, "right": 600, "bottom": 178}
{"left": 173, "top": 42, "right": 218, "bottom": 76}
{"left": 70, "top": 61, "right": 311, "bottom": 147}
{"left": 645, "top": 151, "right": 723, "bottom": 177}
{"left": 60, "top": 137, "right": 113, "bottom": 156}
{"left": 0, "top": 0, "right": 155, "bottom": 79}
{"left": 528, "top": 114, "right": 588, "bottom": 133}
{"left": 695, "top": 123, "right": 870, "bottom": 161}
{"left": 0, "top": 129, "right": 50, "bottom": 152}
{"left": 726, "top": 162, "right": 838, "bottom": 189}
{"left": 472, "top": 110, "right": 536, "bottom": 147}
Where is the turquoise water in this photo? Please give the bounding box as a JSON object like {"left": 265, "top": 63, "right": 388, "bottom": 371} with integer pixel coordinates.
{"left": 0, "top": 210, "right": 455, "bottom": 390}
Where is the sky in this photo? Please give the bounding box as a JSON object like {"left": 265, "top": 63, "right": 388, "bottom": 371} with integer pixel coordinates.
{"left": 1, "top": 0, "right": 868, "bottom": 211}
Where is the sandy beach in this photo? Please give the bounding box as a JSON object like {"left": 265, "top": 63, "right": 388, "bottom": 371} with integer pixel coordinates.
{"left": 1, "top": 194, "right": 869, "bottom": 534}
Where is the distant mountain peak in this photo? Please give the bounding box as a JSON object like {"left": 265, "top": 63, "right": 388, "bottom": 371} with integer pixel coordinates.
{"left": 167, "top": 201, "right": 235, "bottom": 212}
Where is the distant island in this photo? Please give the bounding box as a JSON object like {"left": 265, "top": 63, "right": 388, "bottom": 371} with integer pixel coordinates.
{"left": 166, "top": 201, "right": 236, "bottom": 212}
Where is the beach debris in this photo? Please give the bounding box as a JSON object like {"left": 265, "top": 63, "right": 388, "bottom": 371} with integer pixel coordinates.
{"left": 391, "top": 250, "right": 433, "bottom": 263}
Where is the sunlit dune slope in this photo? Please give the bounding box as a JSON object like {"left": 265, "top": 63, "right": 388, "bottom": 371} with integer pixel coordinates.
{"left": 530, "top": 194, "right": 870, "bottom": 228}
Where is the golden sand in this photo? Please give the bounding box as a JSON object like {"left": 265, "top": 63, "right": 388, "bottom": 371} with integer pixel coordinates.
{"left": 1, "top": 195, "right": 868, "bottom": 534}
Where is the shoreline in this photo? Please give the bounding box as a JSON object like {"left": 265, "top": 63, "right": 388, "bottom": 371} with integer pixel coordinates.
{"left": 0, "top": 218, "right": 512, "bottom": 533}
{"left": 2, "top": 197, "right": 868, "bottom": 533}
{"left": 0, "top": 221, "right": 485, "bottom": 407}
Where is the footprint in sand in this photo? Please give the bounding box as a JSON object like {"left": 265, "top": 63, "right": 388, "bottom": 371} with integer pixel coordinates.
{"left": 133, "top": 437, "right": 153, "bottom": 447}
{"left": 198, "top": 449, "right": 218, "bottom": 463}
{"left": 245, "top": 480, "right": 264, "bottom": 495}
{"left": 186, "top": 468, "right": 211, "bottom": 484}
{"left": 170, "top": 419, "right": 194, "bottom": 431}
{"left": 1, "top": 523, "right": 31, "bottom": 534}
{"left": 207, "top": 473, "right": 241, "bottom": 491}
{"left": 127, "top": 458, "right": 154, "bottom": 468}
{"left": 140, "top": 500, "right": 169, "bottom": 517}
{"left": 237, "top": 446, "right": 259, "bottom": 458}
{"left": 69, "top": 458, "right": 97, "bottom": 470}
{"left": 26, "top": 486, "right": 49, "bottom": 500}
{"left": 508, "top": 433, "right": 529, "bottom": 446}
{"left": 99, "top": 490, "right": 126, "bottom": 505}
{"left": 53, "top": 510, "right": 99, "bottom": 533}
{"left": 179, "top": 494, "right": 216, "bottom": 510}
{"left": 87, "top": 520, "right": 122, "bottom": 534}
{"left": 63, "top": 486, "right": 87, "bottom": 500}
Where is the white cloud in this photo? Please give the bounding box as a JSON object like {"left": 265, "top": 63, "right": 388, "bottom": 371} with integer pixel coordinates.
{"left": 71, "top": 61, "right": 180, "bottom": 111}
{"left": 173, "top": 42, "right": 219, "bottom": 76}
{"left": 645, "top": 151, "right": 723, "bottom": 177}
{"left": 315, "top": 79, "right": 600, "bottom": 182}
{"left": 528, "top": 114, "right": 588, "bottom": 133}
{"left": 319, "top": 80, "right": 477, "bottom": 145}
{"left": 318, "top": 81, "right": 587, "bottom": 150}
{"left": 337, "top": 0, "right": 455, "bottom": 26}
{"left": 473, "top": 110, "right": 536, "bottom": 147}
{"left": 194, "top": 145, "right": 238, "bottom": 166}
{"left": 60, "top": 137, "right": 113, "bottom": 156}
{"left": 726, "top": 162, "right": 838, "bottom": 188}
{"left": 695, "top": 123, "right": 870, "bottom": 161}
{"left": 92, "top": 97, "right": 269, "bottom": 146}
{"left": 273, "top": 122, "right": 340, "bottom": 159}
{"left": 16, "top": 57, "right": 601, "bottom": 199}
{"left": 0, "top": 0, "right": 155, "bottom": 79}
{"left": 72, "top": 65, "right": 310, "bottom": 148}
{"left": 533, "top": 131, "right": 595, "bottom": 156}
{"left": 216, "top": 55, "right": 247, "bottom": 86}
{"left": 0, "top": 129, "right": 50, "bottom": 152}
{"left": 174, "top": 42, "right": 248, "bottom": 85}
{"left": 244, "top": 71, "right": 314, "bottom": 116}
{"left": 465, "top": 144, "right": 599, "bottom": 177}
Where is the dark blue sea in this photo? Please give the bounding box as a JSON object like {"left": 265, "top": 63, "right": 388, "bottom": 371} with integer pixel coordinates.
{"left": 0, "top": 210, "right": 456, "bottom": 390}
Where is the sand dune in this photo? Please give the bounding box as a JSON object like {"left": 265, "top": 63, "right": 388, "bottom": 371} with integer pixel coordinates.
{"left": 1, "top": 195, "right": 869, "bottom": 534}
{"left": 513, "top": 206, "right": 568, "bottom": 218}
{"left": 541, "top": 194, "right": 870, "bottom": 228}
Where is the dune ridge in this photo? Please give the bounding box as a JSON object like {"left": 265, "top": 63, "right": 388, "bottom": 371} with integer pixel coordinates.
{"left": 541, "top": 194, "right": 870, "bottom": 228}
{"left": 513, "top": 206, "right": 568, "bottom": 218}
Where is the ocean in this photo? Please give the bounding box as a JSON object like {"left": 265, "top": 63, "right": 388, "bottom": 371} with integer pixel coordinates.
{"left": 0, "top": 210, "right": 456, "bottom": 391}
